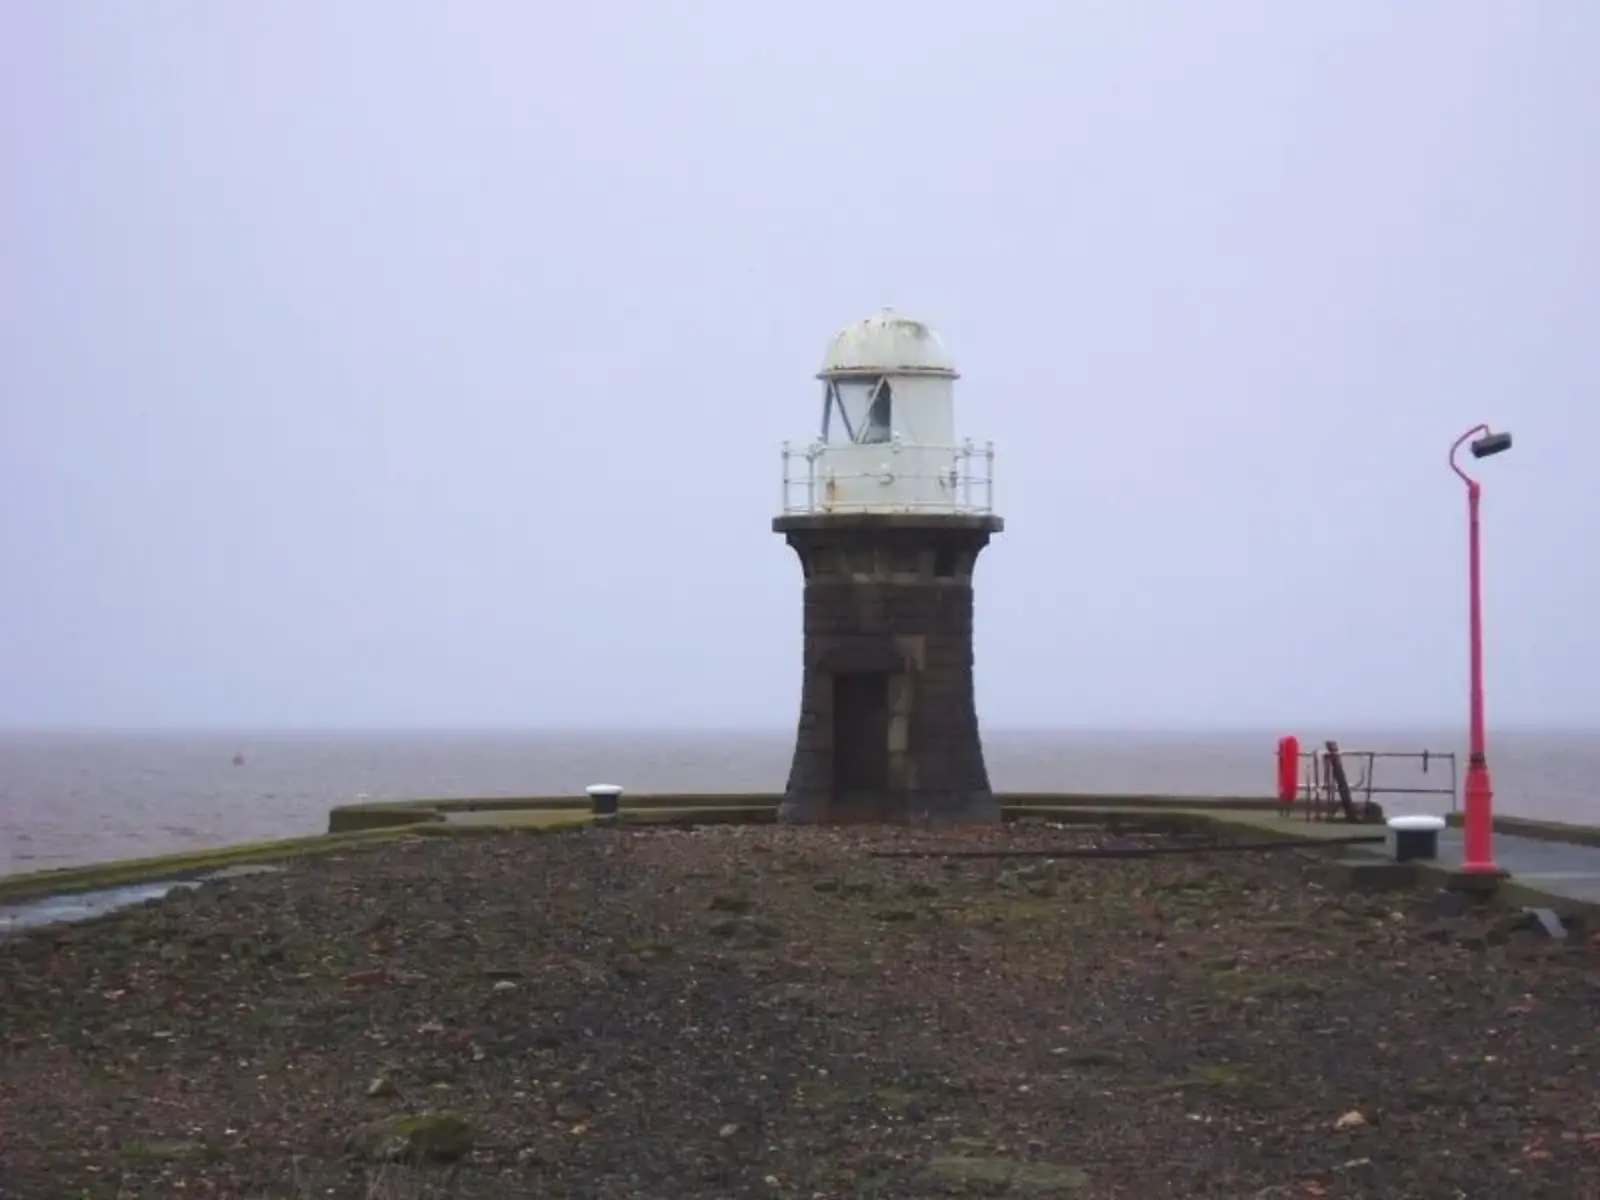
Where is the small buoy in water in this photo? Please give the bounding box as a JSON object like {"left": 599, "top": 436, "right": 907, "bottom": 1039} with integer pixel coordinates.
{"left": 232, "top": 753, "right": 245, "bottom": 767}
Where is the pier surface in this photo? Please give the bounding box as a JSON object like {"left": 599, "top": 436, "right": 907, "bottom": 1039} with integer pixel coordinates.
{"left": 6, "top": 793, "right": 1600, "bottom": 922}
{"left": 1435, "top": 827, "right": 1600, "bottom": 903}
{"left": 3, "top": 820, "right": 1599, "bottom": 1198}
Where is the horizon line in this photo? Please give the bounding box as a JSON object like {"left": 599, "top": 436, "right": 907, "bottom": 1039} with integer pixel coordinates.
{"left": 1, "top": 722, "right": 1595, "bottom": 737}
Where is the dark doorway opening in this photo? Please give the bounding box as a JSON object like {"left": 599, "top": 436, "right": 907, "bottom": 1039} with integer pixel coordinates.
{"left": 831, "top": 671, "right": 890, "bottom": 801}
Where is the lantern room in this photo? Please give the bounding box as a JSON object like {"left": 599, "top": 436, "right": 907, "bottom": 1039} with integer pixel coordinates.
{"left": 781, "top": 308, "right": 994, "bottom": 515}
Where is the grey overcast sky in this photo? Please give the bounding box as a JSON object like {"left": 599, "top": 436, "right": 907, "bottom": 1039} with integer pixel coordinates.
{"left": 1, "top": 2, "right": 1595, "bottom": 732}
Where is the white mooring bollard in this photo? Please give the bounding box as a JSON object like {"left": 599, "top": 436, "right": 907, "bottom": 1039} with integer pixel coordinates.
{"left": 1387, "top": 814, "right": 1446, "bottom": 863}
{"left": 585, "top": 784, "right": 624, "bottom": 823}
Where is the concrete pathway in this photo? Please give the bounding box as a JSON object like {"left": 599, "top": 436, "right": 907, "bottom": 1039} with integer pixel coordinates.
{"left": 1201, "top": 807, "right": 1600, "bottom": 907}
{"left": 1431, "top": 827, "right": 1600, "bottom": 905}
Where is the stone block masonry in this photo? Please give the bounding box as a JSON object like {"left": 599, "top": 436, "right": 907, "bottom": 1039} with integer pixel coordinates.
{"left": 772, "top": 512, "right": 1004, "bottom": 824}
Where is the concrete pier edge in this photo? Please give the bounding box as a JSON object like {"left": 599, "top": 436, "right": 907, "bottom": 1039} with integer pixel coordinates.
{"left": 2, "top": 795, "right": 1597, "bottom": 925}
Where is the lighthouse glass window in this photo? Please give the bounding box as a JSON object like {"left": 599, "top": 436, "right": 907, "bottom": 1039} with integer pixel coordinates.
{"left": 822, "top": 377, "right": 893, "bottom": 445}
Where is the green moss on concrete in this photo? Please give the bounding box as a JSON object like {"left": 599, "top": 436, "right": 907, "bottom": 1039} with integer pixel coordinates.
{"left": 325, "top": 804, "right": 445, "bottom": 833}
{"left": 431, "top": 810, "right": 602, "bottom": 829}
{"left": 327, "top": 793, "right": 786, "bottom": 831}
{"left": 620, "top": 805, "right": 779, "bottom": 826}
{"left": 325, "top": 792, "right": 1285, "bottom": 837}
{"left": 1005, "top": 793, "right": 1282, "bottom": 812}
{"left": 1, "top": 812, "right": 598, "bottom": 903}
{"left": 0, "top": 828, "right": 414, "bottom": 902}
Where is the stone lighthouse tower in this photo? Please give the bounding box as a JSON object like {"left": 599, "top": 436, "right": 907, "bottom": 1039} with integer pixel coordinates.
{"left": 774, "top": 309, "right": 1003, "bottom": 825}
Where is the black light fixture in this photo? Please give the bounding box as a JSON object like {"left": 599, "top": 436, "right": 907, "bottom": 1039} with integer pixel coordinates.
{"left": 1470, "top": 430, "right": 1513, "bottom": 459}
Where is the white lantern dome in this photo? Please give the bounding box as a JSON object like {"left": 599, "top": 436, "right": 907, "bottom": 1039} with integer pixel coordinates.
{"left": 819, "top": 308, "right": 959, "bottom": 380}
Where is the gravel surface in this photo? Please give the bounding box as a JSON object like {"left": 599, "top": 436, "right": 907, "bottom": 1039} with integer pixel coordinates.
{"left": 2, "top": 821, "right": 1599, "bottom": 1199}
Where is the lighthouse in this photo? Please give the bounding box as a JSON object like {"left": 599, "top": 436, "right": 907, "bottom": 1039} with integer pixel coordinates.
{"left": 774, "top": 309, "right": 1003, "bottom": 824}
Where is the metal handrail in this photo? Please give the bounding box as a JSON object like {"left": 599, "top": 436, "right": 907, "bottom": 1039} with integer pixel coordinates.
{"left": 1290, "top": 747, "right": 1459, "bottom": 820}
{"left": 779, "top": 438, "right": 995, "bottom": 515}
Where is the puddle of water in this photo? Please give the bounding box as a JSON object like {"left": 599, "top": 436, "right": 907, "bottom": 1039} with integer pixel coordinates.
{"left": 0, "top": 864, "right": 285, "bottom": 935}
{"left": 0, "top": 881, "right": 198, "bottom": 933}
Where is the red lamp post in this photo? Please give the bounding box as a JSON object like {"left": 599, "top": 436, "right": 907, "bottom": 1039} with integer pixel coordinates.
{"left": 1448, "top": 424, "right": 1513, "bottom": 876}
